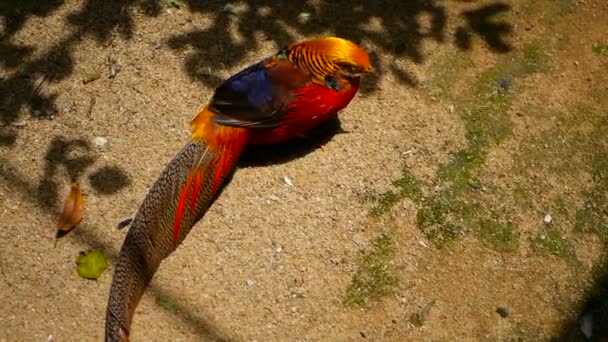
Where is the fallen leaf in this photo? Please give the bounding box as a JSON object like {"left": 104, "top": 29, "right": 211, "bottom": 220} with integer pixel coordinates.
{"left": 156, "top": 296, "right": 176, "bottom": 310}
{"left": 76, "top": 249, "right": 107, "bottom": 280}
{"left": 57, "top": 182, "right": 84, "bottom": 238}
{"left": 167, "top": 0, "right": 182, "bottom": 8}
{"left": 82, "top": 71, "right": 101, "bottom": 84}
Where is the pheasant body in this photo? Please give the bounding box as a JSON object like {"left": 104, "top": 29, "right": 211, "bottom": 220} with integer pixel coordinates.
{"left": 105, "top": 36, "right": 371, "bottom": 341}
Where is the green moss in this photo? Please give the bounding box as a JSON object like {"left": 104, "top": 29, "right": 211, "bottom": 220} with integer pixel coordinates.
{"left": 369, "top": 168, "right": 424, "bottom": 217}
{"left": 532, "top": 228, "right": 570, "bottom": 257}
{"left": 574, "top": 152, "right": 608, "bottom": 243}
{"left": 476, "top": 219, "right": 518, "bottom": 252}
{"left": 438, "top": 147, "right": 486, "bottom": 189}
{"left": 428, "top": 51, "right": 476, "bottom": 100}
{"left": 513, "top": 185, "right": 534, "bottom": 209}
{"left": 483, "top": 41, "right": 548, "bottom": 80}
{"left": 524, "top": 0, "right": 576, "bottom": 27}
{"left": 517, "top": 42, "right": 548, "bottom": 76}
{"left": 552, "top": 197, "right": 569, "bottom": 217}
{"left": 513, "top": 107, "right": 607, "bottom": 180}
{"left": 416, "top": 197, "right": 462, "bottom": 248}
{"left": 369, "top": 191, "right": 401, "bottom": 217}
{"left": 343, "top": 233, "right": 397, "bottom": 307}
{"left": 392, "top": 169, "right": 425, "bottom": 203}
{"left": 554, "top": 0, "right": 576, "bottom": 16}
{"left": 368, "top": 39, "right": 554, "bottom": 251}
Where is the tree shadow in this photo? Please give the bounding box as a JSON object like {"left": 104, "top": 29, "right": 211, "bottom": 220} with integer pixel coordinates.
{"left": 25, "top": 138, "right": 92, "bottom": 212}
{"left": 554, "top": 257, "right": 608, "bottom": 342}
{"left": 0, "top": 0, "right": 65, "bottom": 38}
{"left": 0, "top": 0, "right": 162, "bottom": 130}
{"left": 0, "top": 0, "right": 515, "bottom": 339}
{"left": 455, "top": 3, "right": 512, "bottom": 52}
{"left": 151, "top": 287, "right": 230, "bottom": 342}
{"left": 1, "top": 0, "right": 514, "bottom": 136}
{"left": 0, "top": 156, "right": 227, "bottom": 340}
{"left": 170, "top": 0, "right": 513, "bottom": 92}
{"left": 88, "top": 166, "right": 132, "bottom": 195}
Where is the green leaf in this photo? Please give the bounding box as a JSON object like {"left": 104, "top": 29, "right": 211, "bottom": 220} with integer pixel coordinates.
{"left": 167, "top": 0, "right": 182, "bottom": 8}
{"left": 592, "top": 43, "right": 607, "bottom": 56}
{"left": 76, "top": 249, "right": 108, "bottom": 280}
{"left": 156, "top": 296, "right": 177, "bottom": 311}
{"left": 81, "top": 71, "right": 101, "bottom": 84}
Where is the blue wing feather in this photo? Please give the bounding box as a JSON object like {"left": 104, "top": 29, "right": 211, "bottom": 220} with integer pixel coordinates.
{"left": 210, "top": 57, "right": 310, "bottom": 128}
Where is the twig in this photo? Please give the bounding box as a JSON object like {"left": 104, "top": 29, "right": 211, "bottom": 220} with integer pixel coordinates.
{"left": 87, "top": 95, "right": 96, "bottom": 119}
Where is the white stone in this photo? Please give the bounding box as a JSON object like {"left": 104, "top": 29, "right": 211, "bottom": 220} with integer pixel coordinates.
{"left": 93, "top": 137, "right": 108, "bottom": 147}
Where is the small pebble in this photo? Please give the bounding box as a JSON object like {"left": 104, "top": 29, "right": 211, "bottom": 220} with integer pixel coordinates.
{"left": 109, "top": 63, "right": 120, "bottom": 79}
{"left": 297, "top": 12, "right": 311, "bottom": 24}
{"left": 418, "top": 240, "right": 428, "bottom": 248}
{"left": 543, "top": 213, "right": 552, "bottom": 224}
{"left": 496, "top": 306, "right": 510, "bottom": 318}
{"left": 352, "top": 233, "right": 366, "bottom": 246}
{"left": 223, "top": 3, "right": 247, "bottom": 15}
{"left": 94, "top": 136, "right": 109, "bottom": 147}
{"left": 245, "top": 279, "right": 255, "bottom": 288}
{"left": 283, "top": 176, "right": 294, "bottom": 187}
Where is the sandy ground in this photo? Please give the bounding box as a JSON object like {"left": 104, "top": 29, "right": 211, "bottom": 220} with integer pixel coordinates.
{"left": 1, "top": 0, "right": 608, "bottom": 341}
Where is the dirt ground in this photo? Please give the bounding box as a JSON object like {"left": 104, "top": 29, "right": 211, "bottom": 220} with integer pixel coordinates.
{"left": 1, "top": 0, "right": 608, "bottom": 341}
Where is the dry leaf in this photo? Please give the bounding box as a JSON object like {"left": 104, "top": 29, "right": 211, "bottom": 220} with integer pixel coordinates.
{"left": 82, "top": 71, "right": 101, "bottom": 84}
{"left": 57, "top": 182, "right": 84, "bottom": 238}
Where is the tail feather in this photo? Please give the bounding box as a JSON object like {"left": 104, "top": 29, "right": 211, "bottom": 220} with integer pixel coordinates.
{"left": 105, "top": 107, "right": 248, "bottom": 341}
{"left": 173, "top": 161, "right": 209, "bottom": 245}
{"left": 189, "top": 169, "right": 205, "bottom": 213}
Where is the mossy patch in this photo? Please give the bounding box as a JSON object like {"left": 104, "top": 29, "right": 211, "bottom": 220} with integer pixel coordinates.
{"left": 500, "top": 41, "right": 548, "bottom": 77}
{"left": 508, "top": 105, "right": 607, "bottom": 244}
{"left": 370, "top": 167, "right": 424, "bottom": 217}
{"left": 532, "top": 228, "right": 571, "bottom": 257}
{"left": 575, "top": 151, "right": 608, "bottom": 243}
{"left": 476, "top": 219, "right": 518, "bottom": 252}
{"left": 523, "top": 0, "right": 577, "bottom": 27}
{"left": 367, "top": 42, "right": 549, "bottom": 251}
{"left": 343, "top": 233, "right": 397, "bottom": 307}
{"left": 427, "top": 51, "right": 476, "bottom": 100}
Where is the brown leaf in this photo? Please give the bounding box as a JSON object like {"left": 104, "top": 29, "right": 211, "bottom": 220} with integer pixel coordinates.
{"left": 56, "top": 182, "right": 84, "bottom": 238}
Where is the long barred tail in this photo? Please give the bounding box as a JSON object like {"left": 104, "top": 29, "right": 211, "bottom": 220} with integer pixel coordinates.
{"left": 105, "top": 125, "right": 247, "bottom": 341}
